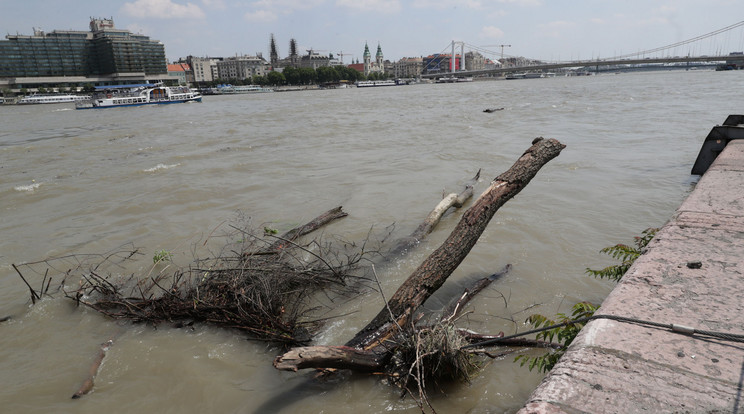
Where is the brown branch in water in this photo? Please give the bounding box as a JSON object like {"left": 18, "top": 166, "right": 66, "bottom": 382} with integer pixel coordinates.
{"left": 390, "top": 169, "right": 481, "bottom": 256}
{"left": 442, "top": 264, "right": 512, "bottom": 323}
{"left": 72, "top": 336, "right": 117, "bottom": 399}
{"left": 256, "top": 206, "right": 348, "bottom": 255}
{"left": 12, "top": 263, "right": 40, "bottom": 304}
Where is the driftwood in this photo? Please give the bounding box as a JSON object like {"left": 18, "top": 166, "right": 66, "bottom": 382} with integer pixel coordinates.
{"left": 59, "top": 206, "right": 363, "bottom": 346}
{"left": 274, "top": 138, "right": 566, "bottom": 372}
{"left": 272, "top": 261, "right": 560, "bottom": 373}
{"left": 257, "top": 206, "right": 348, "bottom": 254}
{"left": 389, "top": 170, "right": 481, "bottom": 255}
{"left": 441, "top": 264, "right": 511, "bottom": 323}
{"left": 13, "top": 263, "right": 40, "bottom": 304}
{"left": 72, "top": 336, "right": 116, "bottom": 399}
{"left": 273, "top": 345, "right": 383, "bottom": 372}
{"left": 347, "top": 137, "right": 565, "bottom": 349}
{"left": 270, "top": 332, "right": 561, "bottom": 373}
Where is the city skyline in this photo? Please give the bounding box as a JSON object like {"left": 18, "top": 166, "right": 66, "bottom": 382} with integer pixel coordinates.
{"left": 1, "top": 0, "right": 743, "bottom": 64}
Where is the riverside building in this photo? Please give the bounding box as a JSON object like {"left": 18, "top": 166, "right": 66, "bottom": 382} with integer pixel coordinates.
{"left": 216, "top": 55, "right": 270, "bottom": 80}
{"left": 0, "top": 18, "right": 168, "bottom": 91}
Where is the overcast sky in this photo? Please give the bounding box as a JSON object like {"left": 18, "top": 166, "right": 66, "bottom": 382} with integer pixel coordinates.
{"left": 2, "top": 0, "right": 743, "bottom": 63}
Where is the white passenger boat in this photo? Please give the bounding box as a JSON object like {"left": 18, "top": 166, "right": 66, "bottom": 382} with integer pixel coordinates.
{"left": 209, "top": 84, "right": 274, "bottom": 94}
{"left": 435, "top": 76, "right": 473, "bottom": 83}
{"left": 17, "top": 94, "right": 90, "bottom": 104}
{"left": 356, "top": 80, "right": 397, "bottom": 87}
{"left": 75, "top": 83, "right": 202, "bottom": 109}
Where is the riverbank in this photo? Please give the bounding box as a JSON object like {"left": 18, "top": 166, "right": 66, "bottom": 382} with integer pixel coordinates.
{"left": 519, "top": 125, "right": 744, "bottom": 413}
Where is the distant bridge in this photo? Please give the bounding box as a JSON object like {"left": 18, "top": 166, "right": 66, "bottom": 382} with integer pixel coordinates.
{"left": 422, "top": 21, "right": 744, "bottom": 79}
{"left": 421, "top": 54, "right": 744, "bottom": 79}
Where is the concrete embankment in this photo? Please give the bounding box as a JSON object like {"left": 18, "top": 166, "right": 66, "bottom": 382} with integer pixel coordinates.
{"left": 519, "top": 135, "right": 744, "bottom": 413}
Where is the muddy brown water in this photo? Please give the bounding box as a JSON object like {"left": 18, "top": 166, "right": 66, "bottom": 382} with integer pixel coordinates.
{"left": 1, "top": 70, "right": 739, "bottom": 413}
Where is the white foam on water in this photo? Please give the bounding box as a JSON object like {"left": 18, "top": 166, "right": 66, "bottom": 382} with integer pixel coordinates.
{"left": 143, "top": 163, "right": 180, "bottom": 172}
{"left": 14, "top": 182, "right": 41, "bottom": 192}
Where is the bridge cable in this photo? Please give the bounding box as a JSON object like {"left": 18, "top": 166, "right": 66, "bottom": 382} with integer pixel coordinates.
{"left": 609, "top": 20, "right": 744, "bottom": 60}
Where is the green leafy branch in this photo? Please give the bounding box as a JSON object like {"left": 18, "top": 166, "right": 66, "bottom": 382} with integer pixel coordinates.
{"left": 515, "top": 302, "right": 598, "bottom": 373}
{"left": 585, "top": 228, "right": 658, "bottom": 282}
{"left": 152, "top": 249, "right": 173, "bottom": 264}
{"left": 516, "top": 228, "right": 658, "bottom": 372}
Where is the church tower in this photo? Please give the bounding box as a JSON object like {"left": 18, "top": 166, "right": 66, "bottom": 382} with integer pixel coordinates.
{"left": 363, "top": 42, "right": 371, "bottom": 76}
{"left": 375, "top": 43, "right": 383, "bottom": 69}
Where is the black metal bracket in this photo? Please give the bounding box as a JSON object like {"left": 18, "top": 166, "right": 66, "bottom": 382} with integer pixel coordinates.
{"left": 691, "top": 115, "right": 744, "bottom": 175}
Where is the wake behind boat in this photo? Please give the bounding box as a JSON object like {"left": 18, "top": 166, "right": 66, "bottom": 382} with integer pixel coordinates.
{"left": 75, "top": 83, "right": 202, "bottom": 109}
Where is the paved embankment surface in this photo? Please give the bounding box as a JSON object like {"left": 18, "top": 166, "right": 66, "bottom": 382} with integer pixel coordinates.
{"left": 519, "top": 140, "right": 744, "bottom": 414}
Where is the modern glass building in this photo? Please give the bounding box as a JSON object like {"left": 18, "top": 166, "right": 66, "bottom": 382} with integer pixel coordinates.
{"left": 0, "top": 29, "right": 92, "bottom": 77}
{"left": 0, "top": 18, "right": 167, "bottom": 89}
{"left": 89, "top": 22, "right": 167, "bottom": 75}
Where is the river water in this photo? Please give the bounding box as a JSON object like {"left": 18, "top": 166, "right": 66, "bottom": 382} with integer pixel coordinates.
{"left": 1, "top": 70, "right": 741, "bottom": 413}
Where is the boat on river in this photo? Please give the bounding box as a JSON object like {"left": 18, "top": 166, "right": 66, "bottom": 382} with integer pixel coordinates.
{"left": 436, "top": 76, "right": 474, "bottom": 83}
{"left": 17, "top": 94, "right": 90, "bottom": 105}
{"left": 207, "top": 84, "right": 274, "bottom": 94}
{"left": 75, "top": 83, "right": 202, "bottom": 109}
{"left": 356, "top": 80, "right": 397, "bottom": 87}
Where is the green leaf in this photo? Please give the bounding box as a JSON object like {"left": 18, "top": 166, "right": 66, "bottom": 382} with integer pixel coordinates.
{"left": 516, "top": 229, "right": 656, "bottom": 373}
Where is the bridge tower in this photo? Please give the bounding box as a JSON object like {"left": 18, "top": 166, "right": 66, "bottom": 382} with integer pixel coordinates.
{"left": 450, "top": 40, "right": 465, "bottom": 73}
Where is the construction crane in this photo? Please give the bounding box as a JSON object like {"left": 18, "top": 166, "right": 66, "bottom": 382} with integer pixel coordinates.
{"left": 481, "top": 44, "right": 512, "bottom": 61}
{"left": 337, "top": 51, "right": 354, "bottom": 64}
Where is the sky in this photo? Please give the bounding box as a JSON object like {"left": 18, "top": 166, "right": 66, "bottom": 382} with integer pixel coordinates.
{"left": 1, "top": 0, "right": 743, "bottom": 63}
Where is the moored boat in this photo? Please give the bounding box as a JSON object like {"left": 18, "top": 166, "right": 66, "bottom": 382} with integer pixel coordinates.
{"left": 436, "top": 76, "right": 473, "bottom": 83}
{"left": 208, "top": 84, "right": 274, "bottom": 94}
{"left": 524, "top": 73, "right": 544, "bottom": 79}
{"left": 17, "top": 94, "right": 90, "bottom": 104}
{"left": 75, "top": 83, "right": 202, "bottom": 109}
{"left": 356, "top": 80, "right": 397, "bottom": 87}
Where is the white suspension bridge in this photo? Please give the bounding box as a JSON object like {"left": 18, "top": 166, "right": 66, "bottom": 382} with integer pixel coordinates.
{"left": 421, "top": 21, "right": 744, "bottom": 79}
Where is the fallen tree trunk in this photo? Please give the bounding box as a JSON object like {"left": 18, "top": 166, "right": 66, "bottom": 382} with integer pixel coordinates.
{"left": 273, "top": 345, "right": 384, "bottom": 372}
{"left": 347, "top": 138, "right": 565, "bottom": 349}
{"left": 274, "top": 138, "right": 566, "bottom": 371}
{"left": 271, "top": 264, "right": 559, "bottom": 373}
{"left": 389, "top": 170, "right": 481, "bottom": 255}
